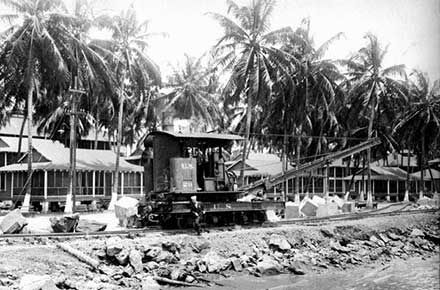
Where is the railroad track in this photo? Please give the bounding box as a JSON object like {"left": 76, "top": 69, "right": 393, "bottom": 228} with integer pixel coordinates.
{"left": 0, "top": 207, "right": 438, "bottom": 240}
{"left": 279, "top": 208, "right": 438, "bottom": 226}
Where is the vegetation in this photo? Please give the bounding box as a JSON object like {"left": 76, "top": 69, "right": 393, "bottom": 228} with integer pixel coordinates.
{"left": 0, "top": 0, "right": 439, "bottom": 204}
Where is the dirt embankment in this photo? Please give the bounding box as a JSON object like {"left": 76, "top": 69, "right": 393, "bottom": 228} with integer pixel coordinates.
{"left": 0, "top": 213, "right": 439, "bottom": 290}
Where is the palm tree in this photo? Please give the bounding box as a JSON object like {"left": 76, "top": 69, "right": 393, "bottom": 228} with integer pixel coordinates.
{"left": 157, "top": 55, "right": 221, "bottom": 130}
{"left": 93, "top": 6, "right": 161, "bottom": 208}
{"left": 394, "top": 71, "right": 440, "bottom": 199}
{"left": 210, "top": 0, "right": 294, "bottom": 186}
{"left": 30, "top": 0, "right": 116, "bottom": 212}
{"left": 265, "top": 19, "right": 344, "bottom": 200}
{"left": 344, "top": 33, "right": 407, "bottom": 207}
{"left": 0, "top": 0, "right": 70, "bottom": 210}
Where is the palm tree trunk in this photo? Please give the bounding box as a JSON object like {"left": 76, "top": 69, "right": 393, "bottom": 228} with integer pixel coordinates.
{"left": 239, "top": 93, "right": 253, "bottom": 187}
{"left": 419, "top": 131, "right": 425, "bottom": 199}
{"left": 17, "top": 116, "right": 26, "bottom": 154}
{"left": 366, "top": 93, "right": 376, "bottom": 208}
{"left": 94, "top": 107, "right": 100, "bottom": 150}
{"left": 428, "top": 166, "right": 437, "bottom": 193}
{"left": 66, "top": 76, "right": 80, "bottom": 213}
{"left": 144, "top": 90, "right": 151, "bottom": 128}
{"left": 404, "top": 150, "right": 410, "bottom": 202}
{"left": 347, "top": 156, "right": 361, "bottom": 200}
{"left": 110, "top": 90, "right": 124, "bottom": 210}
{"left": 282, "top": 126, "right": 288, "bottom": 201}
{"left": 22, "top": 85, "right": 34, "bottom": 212}
{"left": 294, "top": 132, "right": 301, "bottom": 203}
{"left": 360, "top": 155, "right": 365, "bottom": 201}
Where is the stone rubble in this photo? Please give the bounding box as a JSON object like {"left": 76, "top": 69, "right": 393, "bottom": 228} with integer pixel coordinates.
{"left": 0, "top": 213, "right": 438, "bottom": 289}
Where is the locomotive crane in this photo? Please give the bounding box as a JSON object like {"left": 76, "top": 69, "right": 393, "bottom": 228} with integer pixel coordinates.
{"left": 141, "top": 131, "right": 284, "bottom": 228}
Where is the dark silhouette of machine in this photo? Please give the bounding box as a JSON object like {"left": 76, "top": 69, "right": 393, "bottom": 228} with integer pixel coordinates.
{"left": 141, "top": 131, "right": 283, "bottom": 228}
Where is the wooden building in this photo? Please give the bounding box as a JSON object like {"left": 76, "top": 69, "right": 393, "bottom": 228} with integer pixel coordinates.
{"left": 0, "top": 136, "right": 143, "bottom": 211}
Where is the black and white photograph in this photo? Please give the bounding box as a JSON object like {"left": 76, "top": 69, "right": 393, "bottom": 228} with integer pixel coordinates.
{"left": 0, "top": 0, "right": 439, "bottom": 289}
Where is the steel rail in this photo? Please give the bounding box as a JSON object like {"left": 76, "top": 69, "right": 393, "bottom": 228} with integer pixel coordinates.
{"left": 279, "top": 208, "right": 438, "bottom": 225}
{"left": 0, "top": 208, "right": 437, "bottom": 239}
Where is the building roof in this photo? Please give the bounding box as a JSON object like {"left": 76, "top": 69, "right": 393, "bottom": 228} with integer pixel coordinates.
{"left": 228, "top": 153, "right": 293, "bottom": 177}
{"left": 342, "top": 165, "right": 412, "bottom": 181}
{"left": 374, "top": 152, "right": 418, "bottom": 167}
{"left": 148, "top": 130, "right": 243, "bottom": 141}
{"left": 0, "top": 137, "right": 142, "bottom": 172}
{"left": 0, "top": 136, "right": 35, "bottom": 153}
{"left": 411, "top": 169, "right": 440, "bottom": 180}
{"left": 146, "top": 130, "right": 243, "bottom": 148}
{"left": 0, "top": 115, "right": 108, "bottom": 142}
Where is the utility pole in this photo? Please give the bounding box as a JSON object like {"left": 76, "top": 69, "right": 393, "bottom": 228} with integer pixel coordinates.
{"left": 65, "top": 77, "right": 85, "bottom": 213}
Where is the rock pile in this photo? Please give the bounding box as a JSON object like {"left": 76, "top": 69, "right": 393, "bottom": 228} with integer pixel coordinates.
{"left": 3, "top": 214, "right": 439, "bottom": 290}
{"left": 72, "top": 223, "right": 439, "bottom": 289}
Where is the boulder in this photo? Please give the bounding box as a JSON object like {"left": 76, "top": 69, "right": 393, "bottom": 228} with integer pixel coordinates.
{"left": 202, "top": 251, "right": 229, "bottom": 273}
{"left": 268, "top": 234, "right": 291, "bottom": 251}
{"left": 316, "top": 202, "right": 339, "bottom": 217}
{"left": 411, "top": 237, "right": 428, "bottom": 248}
{"left": 50, "top": 213, "right": 79, "bottom": 233}
{"left": 320, "top": 228, "right": 335, "bottom": 238}
{"left": 0, "top": 209, "right": 28, "bottom": 234}
{"left": 288, "top": 262, "right": 306, "bottom": 275}
{"left": 328, "top": 195, "right": 344, "bottom": 208}
{"left": 170, "top": 269, "right": 184, "bottom": 281}
{"left": 410, "top": 228, "right": 425, "bottom": 237}
{"left": 141, "top": 276, "right": 160, "bottom": 290}
{"left": 76, "top": 219, "right": 107, "bottom": 233}
{"left": 191, "top": 241, "right": 210, "bottom": 253}
{"left": 417, "top": 196, "right": 439, "bottom": 208}
{"left": 299, "top": 198, "right": 319, "bottom": 217}
{"left": 256, "top": 256, "right": 282, "bottom": 275}
{"left": 145, "top": 261, "right": 159, "bottom": 271}
{"left": 230, "top": 257, "right": 243, "bottom": 272}
{"left": 330, "top": 241, "right": 351, "bottom": 253}
{"left": 129, "top": 249, "right": 143, "bottom": 273}
{"left": 162, "top": 241, "right": 180, "bottom": 254}
{"left": 106, "top": 237, "right": 123, "bottom": 257}
{"left": 115, "top": 249, "right": 130, "bottom": 265}
{"left": 122, "top": 265, "right": 134, "bottom": 277}
{"left": 387, "top": 232, "right": 402, "bottom": 241}
{"left": 284, "top": 202, "right": 300, "bottom": 219}
{"left": 185, "top": 275, "right": 195, "bottom": 283}
{"left": 341, "top": 202, "right": 355, "bottom": 213}
{"left": 196, "top": 260, "right": 207, "bottom": 273}
{"left": 19, "top": 275, "right": 58, "bottom": 290}
{"left": 369, "top": 235, "right": 385, "bottom": 247}
{"left": 145, "top": 247, "right": 162, "bottom": 260}
{"left": 312, "top": 195, "right": 326, "bottom": 205}
{"left": 377, "top": 233, "right": 390, "bottom": 244}
{"left": 155, "top": 251, "right": 178, "bottom": 264}
{"left": 114, "top": 197, "right": 139, "bottom": 227}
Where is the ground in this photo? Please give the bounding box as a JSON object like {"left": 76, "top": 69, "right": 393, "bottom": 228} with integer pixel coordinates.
{"left": 0, "top": 211, "right": 438, "bottom": 289}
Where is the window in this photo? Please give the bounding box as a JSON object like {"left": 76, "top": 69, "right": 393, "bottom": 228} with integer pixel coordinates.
{"left": 47, "top": 172, "right": 54, "bottom": 187}
{"left": 336, "top": 180, "right": 343, "bottom": 192}
{"left": 335, "top": 168, "right": 344, "bottom": 177}
{"left": 329, "top": 180, "right": 335, "bottom": 193}
{"left": 31, "top": 171, "right": 43, "bottom": 188}
{"left": 0, "top": 152, "right": 6, "bottom": 167}
{"left": 0, "top": 172, "right": 6, "bottom": 191}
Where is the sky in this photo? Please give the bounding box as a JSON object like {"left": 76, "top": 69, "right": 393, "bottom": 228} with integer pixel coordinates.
{"left": 1, "top": 0, "right": 440, "bottom": 80}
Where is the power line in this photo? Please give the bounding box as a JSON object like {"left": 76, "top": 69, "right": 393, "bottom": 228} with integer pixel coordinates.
{"left": 232, "top": 131, "right": 368, "bottom": 141}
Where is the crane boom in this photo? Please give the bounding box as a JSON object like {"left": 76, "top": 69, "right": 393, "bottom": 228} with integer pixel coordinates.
{"left": 244, "top": 138, "right": 381, "bottom": 191}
